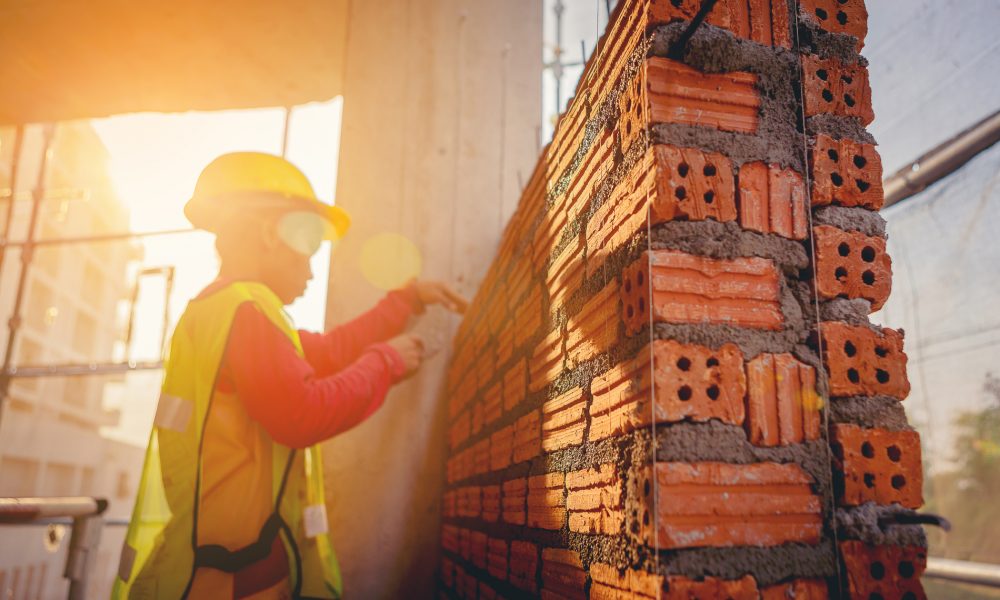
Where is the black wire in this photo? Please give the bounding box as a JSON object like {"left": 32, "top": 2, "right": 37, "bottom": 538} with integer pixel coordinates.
{"left": 667, "top": 0, "right": 721, "bottom": 60}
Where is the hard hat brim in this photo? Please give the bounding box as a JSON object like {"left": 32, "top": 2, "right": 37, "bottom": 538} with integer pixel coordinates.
{"left": 185, "top": 191, "right": 351, "bottom": 240}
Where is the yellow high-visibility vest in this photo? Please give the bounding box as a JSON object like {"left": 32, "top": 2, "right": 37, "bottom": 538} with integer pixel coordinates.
{"left": 113, "top": 281, "right": 342, "bottom": 599}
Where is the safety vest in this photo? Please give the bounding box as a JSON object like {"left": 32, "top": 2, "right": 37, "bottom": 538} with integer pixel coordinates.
{"left": 113, "top": 281, "right": 342, "bottom": 599}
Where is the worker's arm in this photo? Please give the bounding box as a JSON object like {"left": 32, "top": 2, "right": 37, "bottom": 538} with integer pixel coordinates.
{"left": 224, "top": 303, "right": 410, "bottom": 448}
{"left": 298, "top": 287, "right": 424, "bottom": 376}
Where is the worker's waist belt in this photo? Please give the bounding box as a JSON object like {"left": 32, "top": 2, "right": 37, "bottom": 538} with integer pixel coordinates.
{"left": 193, "top": 511, "right": 285, "bottom": 573}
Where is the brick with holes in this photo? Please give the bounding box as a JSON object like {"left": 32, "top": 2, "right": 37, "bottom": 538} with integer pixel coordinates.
{"left": 651, "top": 145, "right": 737, "bottom": 223}
{"left": 810, "top": 135, "right": 883, "bottom": 210}
{"left": 589, "top": 352, "right": 650, "bottom": 442}
{"left": 664, "top": 575, "right": 759, "bottom": 599}
{"left": 840, "top": 540, "right": 927, "bottom": 600}
{"left": 527, "top": 472, "right": 566, "bottom": 530}
{"left": 651, "top": 339, "right": 747, "bottom": 425}
{"left": 541, "top": 548, "right": 587, "bottom": 600}
{"left": 746, "top": 353, "right": 822, "bottom": 447}
{"left": 802, "top": 55, "right": 874, "bottom": 124}
{"left": 589, "top": 562, "right": 663, "bottom": 600}
{"left": 814, "top": 225, "right": 892, "bottom": 309}
{"left": 798, "top": 0, "right": 868, "bottom": 50}
{"left": 457, "top": 486, "right": 481, "bottom": 518}
{"left": 636, "top": 461, "right": 823, "bottom": 548}
{"left": 832, "top": 424, "right": 923, "bottom": 509}
{"left": 566, "top": 463, "right": 624, "bottom": 535}
{"left": 737, "top": 161, "right": 808, "bottom": 240}
{"left": 622, "top": 250, "right": 784, "bottom": 334}
{"left": 502, "top": 477, "right": 527, "bottom": 525}
{"left": 542, "top": 386, "right": 587, "bottom": 452}
{"left": 646, "top": 57, "right": 761, "bottom": 132}
{"left": 509, "top": 540, "right": 539, "bottom": 593}
{"left": 820, "top": 322, "right": 910, "bottom": 399}
{"left": 487, "top": 537, "right": 508, "bottom": 581}
{"left": 649, "top": 0, "right": 791, "bottom": 48}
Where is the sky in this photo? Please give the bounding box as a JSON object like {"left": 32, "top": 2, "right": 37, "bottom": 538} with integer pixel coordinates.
{"left": 92, "top": 99, "right": 344, "bottom": 445}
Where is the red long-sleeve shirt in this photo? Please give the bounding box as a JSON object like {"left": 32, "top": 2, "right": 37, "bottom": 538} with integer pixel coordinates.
{"left": 210, "top": 284, "right": 423, "bottom": 448}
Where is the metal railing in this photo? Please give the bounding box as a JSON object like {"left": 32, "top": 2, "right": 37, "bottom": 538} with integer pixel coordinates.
{"left": 0, "top": 496, "right": 125, "bottom": 600}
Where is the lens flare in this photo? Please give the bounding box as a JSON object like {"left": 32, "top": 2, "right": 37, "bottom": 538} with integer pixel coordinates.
{"left": 359, "top": 232, "right": 422, "bottom": 290}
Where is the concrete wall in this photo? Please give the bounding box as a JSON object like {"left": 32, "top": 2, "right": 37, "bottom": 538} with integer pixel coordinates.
{"left": 322, "top": 1, "right": 541, "bottom": 598}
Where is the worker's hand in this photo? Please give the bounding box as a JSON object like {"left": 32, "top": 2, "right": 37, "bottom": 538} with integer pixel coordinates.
{"left": 386, "top": 333, "right": 424, "bottom": 375}
{"left": 406, "top": 280, "right": 468, "bottom": 314}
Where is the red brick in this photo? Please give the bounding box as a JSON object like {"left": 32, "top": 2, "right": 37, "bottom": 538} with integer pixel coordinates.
{"left": 487, "top": 537, "right": 508, "bottom": 581}
{"left": 802, "top": 55, "right": 873, "bottom": 125}
{"left": 585, "top": 0, "right": 649, "bottom": 111}
{"left": 471, "top": 399, "right": 485, "bottom": 437}
{"left": 527, "top": 472, "right": 566, "bottom": 530}
{"left": 649, "top": 0, "right": 791, "bottom": 48}
{"left": 738, "top": 161, "right": 808, "bottom": 240}
{"left": 590, "top": 563, "right": 663, "bottom": 599}
{"left": 509, "top": 540, "right": 539, "bottom": 593}
{"left": 475, "top": 346, "right": 495, "bottom": 390}
{"left": 472, "top": 438, "right": 490, "bottom": 476}
{"left": 441, "top": 556, "right": 455, "bottom": 589}
{"left": 542, "top": 386, "right": 587, "bottom": 452}
{"left": 647, "top": 57, "right": 760, "bottom": 133}
{"left": 530, "top": 326, "right": 565, "bottom": 393}
{"left": 503, "top": 359, "right": 527, "bottom": 411}
{"left": 547, "top": 231, "right": 585, "bottom": 313}
{"left": 452, "top": 373, "right": 477, "bottom": 420}
{"left": 820, "top": 322, "right": 910, "bottom": 399}
{"left": 482, "top": 485, "right": 500, "bottom": 523}
{"left": 832, "top": 424, "right": 923, "bottom": 509}
{"left": 840, "top": 541, "right": 927, "bottom": 600}
{"left": 622, "top": 250, "right": 784, "bottom": 334}
{"left": 589, "top": 353, "right": 649, "bottom": 442}
{"left": 664, "top": 575, "right": 759, "bottom": 599}
{"left": 799, "top": 0, "right": 868, "bottom": 50}
{"left": 490, "top": 425, "right": 515, "bottom": 472}
{"left": 746, "top": 353, "right": 822, "bottom": 447}
{"left": 442, "top": 524, "right": 459, "bottom": 554}
{"left": 809, "top": 134, "right": 883, "bottom": 210}
{"left": 506, "top": 257, "right": 533, "bottom": 312}
{"left": 502, "top": 477, "right": 527, "bottom": 525}
{"left": 546, "top": 89, "right": 590, "bottom": 194}
{"left": 514, "top": 284, "right": 543, "bottom": 349}
{"left": 534, "top": 201, "right": 570, "bottom": 273}
{"left": 470, "top": 530, "right": 488, "bottom": 570}
{"left": 442, "top": 489, "right": 456, "bottom": 517}
{"left": 564, "top": 127, "right": 616, "bottom": 223}
{"left": 486, "top": 294, "right": 509, "bottom": 338}
{"left": 814, "top": 225, "right": 892, "bottom": 310}
{"left": 457, "top": 486, "right": 481, "bottom": 519}
{"left": 638, "top": 462, "right": 822, "bottom": 548}
{"left": 448, "top": 343, "right": 474, "bottom": 397}
{"left": 541, "top": 548, "right": 586, "bottom": 600}
{"left": 566, "top": 463, "right": 624, "bottom": 535}
{"left": 497, "top": 324, "right": 515, "bottom": 366}
{"left": 618, "top": 65, "right": 648, "bottom": 156}
{"left": 759, "top": 578, "right": 828, "bottom": 599}
{"left": 450, "top": 409, "right": 470, "bottom": 450}
{"left": 651, "top": 145, "right": 737, "bottom": 223}
{"left": 651, "top": 339, "right": 746, "bottom": 425}
{"left": 514, "top": 409, "right": 542, "bottom": 464}
{"left": 478, "top": 582, "right": 497, "bottom": 600}
{"left": 457, "top": 565, "right": 476, "bottom": 600}
{"left": 586, "top": 152, "right": 656, "bottom": 278}
{"left": 566, "top": 280, "right": 620, "bottom": 366}
{"left": 483, "top": 382, "right": 503, "bottom": 426}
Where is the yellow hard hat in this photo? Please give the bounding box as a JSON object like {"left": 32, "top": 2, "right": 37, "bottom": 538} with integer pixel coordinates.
{"left": 184, "top": 152, "right": 351, "bottom": 240}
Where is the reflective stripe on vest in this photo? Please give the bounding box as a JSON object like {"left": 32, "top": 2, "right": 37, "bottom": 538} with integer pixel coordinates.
{"left": 113, "top": 281, "right": 342, "bottom": 599}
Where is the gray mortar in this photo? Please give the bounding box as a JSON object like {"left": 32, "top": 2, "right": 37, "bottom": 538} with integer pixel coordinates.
{"left": 655, "top": 323, "right": 800, "bottom": 362}
{"left": 656, "top": 421, "right": 833, "bottom": 503}
{"left": 818, "top": 298, "right": 875, "bottom": 328}
{"left": 836, "top": 504, "right": 928, "bottom": 547}
{"left": 805, "top": 115, "right": 876, "bottom": 145}
{"left": 650, "top": 221, "right": 809, "bottom": 271}
{"left": 794, "top": 10, "right": 866, "bottom": 65}
{"left": 813, "top": 206, "right": 886, "bottom": 237}
{"left": 830, "top": 396, "right": 914, "bottom": 432}
{"left": 658, "top": 542, "right": 837, "bottom": 587}
{"left": 649, "top": 23, "right": 804, "bottom": 171}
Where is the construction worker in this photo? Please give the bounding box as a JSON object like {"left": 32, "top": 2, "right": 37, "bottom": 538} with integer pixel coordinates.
{"left": 113, "top": 152, "right": 467, "bottom": 599}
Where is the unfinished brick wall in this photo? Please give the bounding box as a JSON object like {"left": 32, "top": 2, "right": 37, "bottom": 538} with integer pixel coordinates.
{"left": 440, "top": 1, "right": 928, "bottom": 597}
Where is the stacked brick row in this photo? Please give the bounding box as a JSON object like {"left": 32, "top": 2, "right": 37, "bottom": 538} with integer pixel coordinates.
{"left": 440, "top": 0, "right": 927, "bottom": 598}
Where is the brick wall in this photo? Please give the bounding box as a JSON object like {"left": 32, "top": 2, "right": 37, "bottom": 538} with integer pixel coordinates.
{"left": 440, "top": 0, "right": 927, "bottom": 597}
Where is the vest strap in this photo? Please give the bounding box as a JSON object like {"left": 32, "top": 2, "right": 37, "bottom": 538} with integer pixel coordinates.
{"left": 193, "top": 512, "right": 284, "bottom": 573}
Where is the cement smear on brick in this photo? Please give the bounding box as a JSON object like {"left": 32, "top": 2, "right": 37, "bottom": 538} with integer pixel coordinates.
{"left": 818, "top": 298, "right": 874, "bottom": 327}
{"left": 836, "top": 504, "right": 929, "bottom": 547}
{"left": 649, "top": 23, "right": 804, "bottom": 171}
{"left": 651, "top": 220, "right": 809, "bottom": 270}
{"left": 659, "top": 542, "right": 837, "bottom": 587}
{"left": 806, "top": 115, "right": 876, "bottom": 145}
{"left": 830, "top": 396, "right": 914, "bottom": 432}
{"left": 794, "top": 11, "right": 866, "bottom": 65}
{"left": 814, "top": 205, "right": 887, "bottom": 237}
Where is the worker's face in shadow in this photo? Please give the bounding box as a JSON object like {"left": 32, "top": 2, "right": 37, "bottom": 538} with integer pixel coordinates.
{"left": 260, "top": 224, "right": 314, "bottom": 305}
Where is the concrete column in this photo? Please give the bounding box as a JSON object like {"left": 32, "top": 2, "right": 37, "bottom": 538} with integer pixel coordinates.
{"left": 323, "top": 1, "right": 541, "bottom": 597}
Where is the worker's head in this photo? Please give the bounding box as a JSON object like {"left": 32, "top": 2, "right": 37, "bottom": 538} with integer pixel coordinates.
{"left": 185, "top": 152, "right": 351, "bottom": 304}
